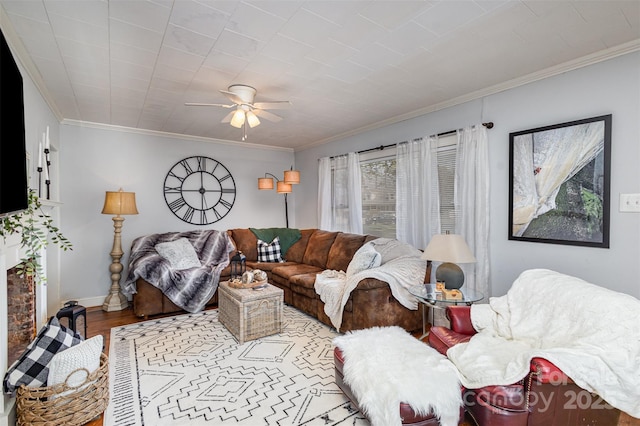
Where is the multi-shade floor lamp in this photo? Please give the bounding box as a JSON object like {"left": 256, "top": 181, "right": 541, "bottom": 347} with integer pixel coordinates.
{"left": 257, "top": 168, "right": 300, "bottom": 228}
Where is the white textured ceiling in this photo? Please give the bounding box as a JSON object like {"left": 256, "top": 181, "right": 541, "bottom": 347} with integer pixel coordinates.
{"left": 1, "top": 0, "right": 638, "bottom": 150}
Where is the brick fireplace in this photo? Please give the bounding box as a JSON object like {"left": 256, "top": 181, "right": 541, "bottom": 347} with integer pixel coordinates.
{"left": 6, "top": 265, "right": 36, "bottom": 366}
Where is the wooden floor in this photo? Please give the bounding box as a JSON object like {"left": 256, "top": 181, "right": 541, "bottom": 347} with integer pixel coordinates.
{"left": 85, "top": 306, "right": 638, "bottom": 426}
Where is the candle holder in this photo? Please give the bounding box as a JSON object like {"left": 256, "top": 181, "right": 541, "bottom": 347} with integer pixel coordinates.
{"left": 37, "top": 166, "right": 42, "bottom": 198}
{"left": 44, "top": 148, "right": 51, "bottom": 200}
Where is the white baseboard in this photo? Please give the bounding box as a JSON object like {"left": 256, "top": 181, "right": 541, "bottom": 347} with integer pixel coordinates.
{"left": 0, "top": 397, "right": 15, "bottom": 426}
{"left": 57, "top": 295, "right": 130, "bottom": 311}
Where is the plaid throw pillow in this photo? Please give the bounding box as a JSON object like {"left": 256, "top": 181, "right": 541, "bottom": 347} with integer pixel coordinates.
{"left": 257, "top": 237, "right": 284, "bottom": 262}
{"left": 3, "top": 316, "right": 82, "bottom": 395}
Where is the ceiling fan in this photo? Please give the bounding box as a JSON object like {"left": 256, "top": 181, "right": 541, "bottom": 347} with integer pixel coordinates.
{"left": 185, "top": 84, "right": 291, "bottom": 141}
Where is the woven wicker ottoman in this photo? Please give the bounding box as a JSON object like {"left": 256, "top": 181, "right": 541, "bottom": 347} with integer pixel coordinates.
{"left": 218, "top": 281, "right": 284, "bottom": 344}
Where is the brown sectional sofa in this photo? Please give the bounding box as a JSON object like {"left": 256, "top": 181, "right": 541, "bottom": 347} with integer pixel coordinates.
{"left": 133, "top": 228, "right": 427, "bottom": 333}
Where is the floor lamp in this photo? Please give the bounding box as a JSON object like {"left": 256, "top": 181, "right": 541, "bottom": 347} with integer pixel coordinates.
{"left": 101, "top": 188, "right": 138, "bottom": 311}
{"left": 258, "top": 169, "right": 300, "bottom": 228}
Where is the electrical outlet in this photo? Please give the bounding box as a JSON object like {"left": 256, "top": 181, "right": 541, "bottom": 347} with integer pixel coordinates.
{"left": 619, "top": 193, "right": 640, "bottom": 212}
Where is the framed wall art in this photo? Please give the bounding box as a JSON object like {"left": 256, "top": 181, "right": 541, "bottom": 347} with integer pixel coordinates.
{"left": 508, "top": 114, "right": 611, "bottom": 248}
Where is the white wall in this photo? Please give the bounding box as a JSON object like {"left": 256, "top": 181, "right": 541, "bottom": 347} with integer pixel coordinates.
{"left": 11, "top": 32, "right": 63, "bottom": 317}
{"left": 294, "top": 52, "right": 640, "bottom": 299}
{"left": 58, "top": 124, "right": 295, "bottom": 307}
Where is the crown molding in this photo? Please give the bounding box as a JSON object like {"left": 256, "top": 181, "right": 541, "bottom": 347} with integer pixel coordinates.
{"left": 297, "top": 39, "right": 640, "bottom": 152}
{"left": 60, "top": 119, "right": 294, "bottom": 152}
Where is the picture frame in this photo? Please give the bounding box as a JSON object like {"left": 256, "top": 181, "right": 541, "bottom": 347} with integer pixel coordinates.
{"left": 508, "top": 114, "right": 611, "bottom": 248}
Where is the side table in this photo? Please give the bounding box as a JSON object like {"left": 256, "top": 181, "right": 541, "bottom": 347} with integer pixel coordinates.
{"left": 409, "top": 285, "right": 484, "bottom": 340}
{"left": 218, "top": 281, "right": 284, "bottom": 344}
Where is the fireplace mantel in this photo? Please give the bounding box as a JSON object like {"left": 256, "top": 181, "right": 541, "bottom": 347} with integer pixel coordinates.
{"left": 1, "top": 233, "right": 23, "bottom": 425}
{"left": 1, "top": 225, "right": 51, "bottom": 425}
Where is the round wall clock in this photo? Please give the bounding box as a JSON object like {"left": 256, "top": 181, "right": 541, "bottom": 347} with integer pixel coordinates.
{"left": 163, "top": 156, "right": 236, "bottom": 225}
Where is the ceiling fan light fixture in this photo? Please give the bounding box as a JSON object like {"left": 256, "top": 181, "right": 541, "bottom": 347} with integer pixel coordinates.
{"left": 246, "top": 111, "right": 260, "bottom": 128}
{"left": 230, "top": 109, "right": 245, "bottom": 128}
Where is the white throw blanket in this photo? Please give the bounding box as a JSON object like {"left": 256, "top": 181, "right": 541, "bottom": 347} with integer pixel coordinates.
{"left": 334, "top": 326, "right": 461, "bottom": 426}
{"left": 447, "top": 269, "right": 640, "bottom": 418}
{"left": 314, "top": 238, "right": 427, "bottom": 331}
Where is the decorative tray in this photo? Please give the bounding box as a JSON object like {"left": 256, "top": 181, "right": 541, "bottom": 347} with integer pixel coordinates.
{"left": 228, "top": 279, "right": 268, "bottom": 289}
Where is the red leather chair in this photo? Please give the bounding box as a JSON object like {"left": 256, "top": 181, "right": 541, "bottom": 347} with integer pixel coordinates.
{"left": 429, "top": 306, "right": 622, "bottom": 426}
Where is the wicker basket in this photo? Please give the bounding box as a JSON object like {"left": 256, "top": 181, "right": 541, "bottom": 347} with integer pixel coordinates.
{"left": 16, "top": 353, "right": 109, "bottom": 426}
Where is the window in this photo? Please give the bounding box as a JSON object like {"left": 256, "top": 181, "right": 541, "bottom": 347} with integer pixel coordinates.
{"left": 359, "top": 134, "right": 457, "bottom": 238}
{"left": 361, "top": 153, "right": 396, "bottom": 238}
{"left": 435, "top": 135, "right": 457, "bottom": 233}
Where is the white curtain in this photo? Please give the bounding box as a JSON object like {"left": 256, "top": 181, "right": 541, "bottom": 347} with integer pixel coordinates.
{"left": 455, "top": 125, "right": 490, "bottom": 299}
{"left": 396, "top": 137, "right": 441, "bottom": 250}
{"left": 318, "top": 157, "right": 332, "bottom": 230}
{"left": 317, "top": 153, "right": 363, "bottom": 233}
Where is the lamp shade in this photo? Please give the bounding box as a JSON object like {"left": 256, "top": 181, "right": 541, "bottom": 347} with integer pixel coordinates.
{"left": 230, "top": 109, "right": 245, "bottom": 128}
{"left": 101, "top": 189, "right": 138, "bottom": 215}
{"left": 421, "top": 233, "right": 476, "bottom": 263}
{"left": 283, "top": 169, "right": 300, "bottom": 184}
{"left": 246, "top": 111, "right": 260, "bottom": 128}
{"left": 258, "top": 177, "right": 274, "bottom": 190}
{"left": 276, "top": 181, "right": 292, "bottom": 193}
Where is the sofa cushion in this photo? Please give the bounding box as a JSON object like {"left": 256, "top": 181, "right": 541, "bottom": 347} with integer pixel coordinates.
{"left": 302, "top": 230, "right": 338, "bottom": 269}
{"left": 229, "top": 228, "right": 258, "bottom": 261}
{"left": 272, "top": 264, "right": 324, "bottom": 282}
{"left": 428, "top": 326, "right": 472, "bottom": 356}
{"left": 284, "top": 229, "right": 314, "bottom": 263}
{"left": 289, "top": 273, "right": 316, "bottom": 289}
{"left": 326, "top": 233, "right": 367, "bottom": 272}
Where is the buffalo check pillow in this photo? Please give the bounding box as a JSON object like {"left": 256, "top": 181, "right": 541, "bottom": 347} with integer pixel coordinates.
{"left": 257, "top": 237, "right": 284, "bottom": 262}
{"left": 3, "top": 316, "right": 82, "bottom": 395}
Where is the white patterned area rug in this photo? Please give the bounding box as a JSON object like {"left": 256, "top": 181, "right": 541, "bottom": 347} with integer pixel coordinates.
{"left": 104, "top": 305, "right": 368, "bottom": 425}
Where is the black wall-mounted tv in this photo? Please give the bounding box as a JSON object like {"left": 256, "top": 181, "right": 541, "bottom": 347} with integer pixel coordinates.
{"left": 0, "top": 27, "right": 28, "bottom": 217}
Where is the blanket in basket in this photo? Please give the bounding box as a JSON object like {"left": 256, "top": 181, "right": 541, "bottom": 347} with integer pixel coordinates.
{"left": 123, "top": 229, "right": 234, "bottom": 313}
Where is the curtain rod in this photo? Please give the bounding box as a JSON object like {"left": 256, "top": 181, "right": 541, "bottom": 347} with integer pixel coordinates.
{"left": 328, "top": 122, "right": 494, "bottom": 159}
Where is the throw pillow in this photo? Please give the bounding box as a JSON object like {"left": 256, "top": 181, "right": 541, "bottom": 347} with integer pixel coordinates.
{"left": 47, "top": 335, "right": 103, "bottom": 398}
{"left": 257, "top": 237, "right": 284, "bottom": 262}
{"left": 3, "top": 316, "right": 83, "bottom": 395}
{"left": 249, "top": 228, "right": 302, "bottom": 258}
{"left": 155, "top": 238, "right": 201, "bottom": 270}
{"left": 346, "top": 243, "right": 382, "bottom": 279}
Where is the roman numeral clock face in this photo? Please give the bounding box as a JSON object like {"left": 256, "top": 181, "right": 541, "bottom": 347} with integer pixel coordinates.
{"left": 163, "top": 156, "right": 236, "bottom": 225}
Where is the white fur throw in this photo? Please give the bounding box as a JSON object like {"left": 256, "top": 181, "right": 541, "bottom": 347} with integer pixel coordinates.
{"left": 334, "top": 326, "right": 461, "bottom": 426}
{"left": 448, "top": 269, "right": 640, "bottom": 418}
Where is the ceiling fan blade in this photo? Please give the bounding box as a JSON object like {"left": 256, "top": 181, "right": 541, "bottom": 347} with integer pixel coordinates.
{"left": 253, "top": 109, "right": 283, "bottom": 122}
{"left": 185, "top": 102, "right": 235, "bottom": 108}
{"left": 253, "top": 101, "right": 291, "bottom": 110}
{"left": 219, "top": 90, "right": 245, "bottom": 105}
{"left": 221, "top": 111, "right": 235, "bottom": 123}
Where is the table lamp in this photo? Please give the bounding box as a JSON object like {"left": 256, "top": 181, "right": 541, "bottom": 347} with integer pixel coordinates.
{"left": 421, "top": 232, "right": 476, "bottom": 289}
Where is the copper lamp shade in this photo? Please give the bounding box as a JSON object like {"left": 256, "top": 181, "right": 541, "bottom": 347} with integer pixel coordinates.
{"left": 283, "top": 169, "right": 300, "bottom": 184}
{"left": 258, "top": 177, "right": 274, "bottom": 190}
